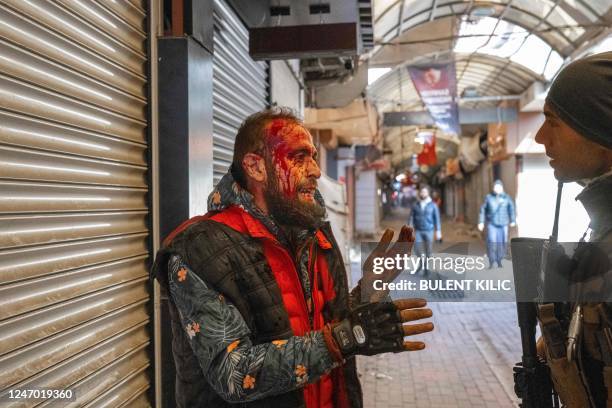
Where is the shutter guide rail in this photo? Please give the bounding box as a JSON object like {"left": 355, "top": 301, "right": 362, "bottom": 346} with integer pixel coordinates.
{"left": 0, "top": 0, "right": 151, "bottom": 405}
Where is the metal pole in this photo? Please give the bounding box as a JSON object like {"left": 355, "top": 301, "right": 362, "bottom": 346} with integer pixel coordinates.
{"left": 149, "top": 0, "right": 163, "bottom": 405}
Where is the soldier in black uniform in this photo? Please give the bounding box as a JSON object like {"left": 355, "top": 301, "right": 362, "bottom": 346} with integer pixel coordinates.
{"left": 533, "top": 52, "right": 612, "bottom": 407}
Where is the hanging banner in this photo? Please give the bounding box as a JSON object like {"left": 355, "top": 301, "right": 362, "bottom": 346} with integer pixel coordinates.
{"left": 487, "top": 122, "right": 509, "bottom": 162}
{"left": 416, "top": 131, "right": 437, "bottom": 166}
{"left": 408, "top": 62, "right": 461, "bottom": 136}
{"left": 458, "top": 131, "right": 487, "bottom": 173}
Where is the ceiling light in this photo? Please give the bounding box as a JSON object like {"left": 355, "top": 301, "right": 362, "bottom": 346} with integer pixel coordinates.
{"left": 471, "top": 6, "right": 496, "bottom": 18}
{"left": 462, "top": 86, "right": 479, "bottom": 98}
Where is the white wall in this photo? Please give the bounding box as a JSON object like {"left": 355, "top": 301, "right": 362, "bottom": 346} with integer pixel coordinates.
{"left": 355, "top": 169, "right": 380, "bottom": 235}
{"left": 517, "top": 155, "right": 589, "bottom": 240}
{"left": 444, "top": 181, "right": 455, "bottom": 218}
{"left": 318, "top": 174, "right": 350, "bottom": 269}
{"left": 464, "top": 161, "right": 492, "bottom": 225}
{"left": 498, "top": 156, "right": 517, "bottom": 200}
{"left": 506, "top": 112, "right": 545, "bottom": 154}
{"left": 336, "top": 146, "right": 355, "bottom": 184}
{"left": 270, "top": 60, "right": 303, "bottom": 114}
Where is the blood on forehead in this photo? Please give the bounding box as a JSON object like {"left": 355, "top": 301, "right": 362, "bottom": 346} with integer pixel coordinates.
{"left": 264, "top": 119, "right": 303, "bottom": 144}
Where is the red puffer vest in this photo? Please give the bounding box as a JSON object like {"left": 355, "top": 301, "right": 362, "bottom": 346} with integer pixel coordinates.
{"left": 164, "top": 205, "right": 349, "bottom": 408}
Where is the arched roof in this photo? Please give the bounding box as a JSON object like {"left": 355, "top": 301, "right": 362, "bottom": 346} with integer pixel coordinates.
{"left": 366, "top": 0, "right": 612, "bottom": 171}
{"left": 368, "top": 52, "right": 544, "bottom": 111}
{"left": 368, "top": 0, "right": 612, "bottom": 110}
{"left": 374, "top": 0, "right": 612, "bottom": 57}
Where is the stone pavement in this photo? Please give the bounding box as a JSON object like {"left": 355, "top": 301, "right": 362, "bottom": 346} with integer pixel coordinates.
{"left": 354, "top": 207, "right": 522, "bottom": 407}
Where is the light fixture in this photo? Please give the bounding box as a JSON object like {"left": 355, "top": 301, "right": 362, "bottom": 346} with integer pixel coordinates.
{"left": 462, "top": 86, "right": 479, "bottom": 98}
{"left": 470, "top": 6, "right": 496, "bottom": 18}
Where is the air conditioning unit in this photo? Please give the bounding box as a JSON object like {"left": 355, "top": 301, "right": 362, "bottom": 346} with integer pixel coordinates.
{"left": 249, "top": 1, "right": 372, "bottom": 60}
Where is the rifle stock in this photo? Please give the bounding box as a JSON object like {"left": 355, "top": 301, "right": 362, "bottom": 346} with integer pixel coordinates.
{"left": 511, "top": 238, "right": 557, "bottom": 407}
{"left": 511, "top": 182, "right": 564, "bottom": 407}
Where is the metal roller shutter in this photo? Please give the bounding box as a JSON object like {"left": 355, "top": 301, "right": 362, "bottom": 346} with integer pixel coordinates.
{"left": 0, "top": 0, "right": 151, "bottom": 406}
{"left": 212, "top": 0, "right": 268, "bottom": 186}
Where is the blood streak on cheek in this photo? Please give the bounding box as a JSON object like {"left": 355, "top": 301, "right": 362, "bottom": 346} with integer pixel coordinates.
{"left": 272, "top": 149, "right": 295, "bottom": 196}
{"left": 266, "top": 121, "right": 304, "bottom": 197}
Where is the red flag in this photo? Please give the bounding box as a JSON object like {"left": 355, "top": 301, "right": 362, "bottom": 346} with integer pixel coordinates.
{"left": 417, "top": 133, "right": 437, "bottom": 166}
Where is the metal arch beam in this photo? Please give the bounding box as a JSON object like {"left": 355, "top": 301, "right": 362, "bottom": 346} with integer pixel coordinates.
{"left": 456, "top": 0, "right": 515, "bottom": 90}
{"left": 459, "top": 77, "right": 515, "bottom": 96}
{"left": 410, "top": 50, "right": 543, "bottom": 83}
{"left": 411, "top": 2, "right": 575, "bottom": 49}
{"left": 374, "top": 94, "right": 521, "bottom": 105}
{"left": 369, "top": 51, "right": 540, "bottom": 106}
{"left": 429, "top": 0, "right": 439, "bottom": 21}
{"left": 383, "top": 106, "right": 518, "bottom": 126}
{"left": 474, "top": 0, "right": 563, "bottom": 107}
{"left": 457, "top": 55, "right": 540, "bottom": 81}
{"left": 397, "top": 0, "right": 407, "bottom": 37}
{"left": 461, "top": 77, "right": 518, "bottom": 95}
{"left": 376, "top": 1, "right": 579, "bottom": 55}
{"left": 376, "top": 0, "right": 404, "bottom": 25}
{"left": 456, "top": 65, "right": 529, "bottom": 90}
{"left": 456, "top": 68, "right": 520, "bottom": 89}
{"left": 457, "top": 55, "right": 536, "bottom": 93}
{"left": 457, "top": 58, "right": 543, "bottom": 87}
{"left": 572, "top": 0, "right": 605, "bottom": 24}
{"left": 369, "top": 49, "right": 541, "bottom": 86}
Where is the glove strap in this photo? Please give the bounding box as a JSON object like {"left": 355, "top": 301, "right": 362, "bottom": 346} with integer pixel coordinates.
{"left": 331, "top": 319, "right": 358, "bottom": 355}
{"left": 322, "top": 323, "right": 344, "bottom": 363}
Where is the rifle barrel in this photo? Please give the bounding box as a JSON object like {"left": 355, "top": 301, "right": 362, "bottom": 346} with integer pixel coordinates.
{"left": 551, "top": 181, "right": 563, "bottom": 243}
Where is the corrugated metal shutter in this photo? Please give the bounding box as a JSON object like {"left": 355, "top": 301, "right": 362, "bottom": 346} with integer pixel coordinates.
{"left": 0, "top": 1, "right": 151, "bottom": 406}
{"left": 212, "top": 0, "right": 268, "bottom": 186}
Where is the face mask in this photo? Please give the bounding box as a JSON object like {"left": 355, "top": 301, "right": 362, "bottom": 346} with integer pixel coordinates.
{"left": 493, "top": 185, "right": 503, "bottom": 195}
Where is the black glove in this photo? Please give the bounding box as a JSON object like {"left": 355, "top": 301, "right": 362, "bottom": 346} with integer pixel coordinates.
{"left": 327, "top": 299, "right": 433, "bottom": 359}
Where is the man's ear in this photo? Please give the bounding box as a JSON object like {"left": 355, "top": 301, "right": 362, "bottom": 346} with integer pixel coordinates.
{"left": 242, "top": 153, "right": 267, "bottom": 183}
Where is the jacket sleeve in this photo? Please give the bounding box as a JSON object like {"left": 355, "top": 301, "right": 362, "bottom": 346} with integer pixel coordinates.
{"left": 478, "top": 197, "right": 487, "bottom": 224}
{"left": 508, "top": 197, "right": 516, "bottom": 224}
{"left": 433, "top": 204, "right": 441, "bottom": 234}
{"left": 168, "top": 255, "right": 337, "bottom": 403}
{"left": 408, "top": 205, "right": 414, "bottom": 227}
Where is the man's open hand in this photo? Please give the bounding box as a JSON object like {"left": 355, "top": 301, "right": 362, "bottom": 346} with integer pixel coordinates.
{"left": 357, "top": 226, "right": 415, "bottom": 303}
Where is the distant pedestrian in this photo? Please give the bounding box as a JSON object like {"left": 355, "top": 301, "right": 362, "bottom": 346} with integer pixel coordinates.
{"left": 409, "top": 186, "right": 442, "bottom": 273}
{"left": 478, "top": 180, "right": 516, "bottom": 268}
{"left": 432, "top": 190, "right": 442, "bottom": 209}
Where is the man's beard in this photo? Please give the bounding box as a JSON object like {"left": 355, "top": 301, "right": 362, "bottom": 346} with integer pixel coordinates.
{"left": 264, "top": 167, "right": 326, "bottom": 230}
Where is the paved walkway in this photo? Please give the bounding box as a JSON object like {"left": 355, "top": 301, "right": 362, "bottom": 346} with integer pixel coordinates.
{"left": 354, "top": 207, "right": 521, "bottom": 407}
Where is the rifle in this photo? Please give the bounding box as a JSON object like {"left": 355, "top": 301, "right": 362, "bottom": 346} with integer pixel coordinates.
{"left": 511, "top": 181, "right": 563, "bottom": 408}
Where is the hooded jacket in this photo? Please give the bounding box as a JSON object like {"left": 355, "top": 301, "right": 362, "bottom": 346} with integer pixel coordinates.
{"left": 151, "top": 172, "right": 362, "bottom": 408}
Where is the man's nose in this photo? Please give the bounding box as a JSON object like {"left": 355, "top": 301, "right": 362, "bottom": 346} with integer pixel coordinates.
{"left": 535, "top": 126, "right": 547, "bottom": 145}
{"left": 308, "top": 157, "right": 321, "bottom": 179}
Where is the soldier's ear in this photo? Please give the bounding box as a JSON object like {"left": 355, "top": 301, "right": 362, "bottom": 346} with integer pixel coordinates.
{"left": 242, "top": 153, "right": 267, "bottom": 184}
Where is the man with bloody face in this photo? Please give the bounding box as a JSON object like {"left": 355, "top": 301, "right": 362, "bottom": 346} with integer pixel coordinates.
{"left": 152, "top": 108, "right": 433, "bottom": 408}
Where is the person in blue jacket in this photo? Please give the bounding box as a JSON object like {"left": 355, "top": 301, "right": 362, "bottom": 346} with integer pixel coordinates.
{"left": 409, "top": 186, "right": 442, "bottom": 273}
{"left": 478, "top": 180, "right": 516, "bottom": 268}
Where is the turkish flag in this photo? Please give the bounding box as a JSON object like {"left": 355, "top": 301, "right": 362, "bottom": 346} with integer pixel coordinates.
{"left": 417, "top": 133, "right": 437, "bottom": 166}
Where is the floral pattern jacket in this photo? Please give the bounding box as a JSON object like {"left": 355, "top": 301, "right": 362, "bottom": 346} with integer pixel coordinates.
{"left": 167, "top": 170, "right": 337, "bottom": 402}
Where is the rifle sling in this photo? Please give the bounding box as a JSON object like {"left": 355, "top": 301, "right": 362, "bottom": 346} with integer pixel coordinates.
{"left": 539, "top": 303, "right": 567, "bottom": 359}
